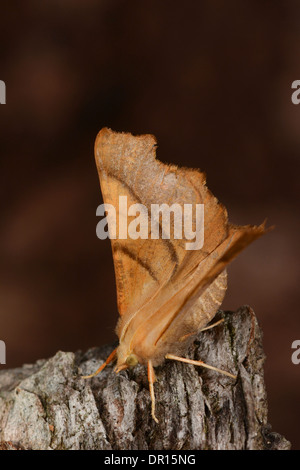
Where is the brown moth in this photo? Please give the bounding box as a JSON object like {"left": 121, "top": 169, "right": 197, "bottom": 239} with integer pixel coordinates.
{"left": 83, "top": 127, "right": 267, "bottom": 422}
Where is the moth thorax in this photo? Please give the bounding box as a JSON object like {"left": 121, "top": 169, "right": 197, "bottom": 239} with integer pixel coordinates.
{"left": 125, "top": 353, "right": 139, "bottom": 368}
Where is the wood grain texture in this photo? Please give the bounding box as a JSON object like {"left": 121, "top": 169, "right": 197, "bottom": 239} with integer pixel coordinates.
{"left": 0, "top": 307, "right": 291, "bottom": 450}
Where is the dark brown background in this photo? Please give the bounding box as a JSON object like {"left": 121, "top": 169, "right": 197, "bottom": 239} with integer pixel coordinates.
{"left": 0, "top": 0, "right": 299, "bottom": 448}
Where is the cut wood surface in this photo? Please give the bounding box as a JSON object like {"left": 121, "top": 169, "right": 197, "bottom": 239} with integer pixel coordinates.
{"left": 0, "top": 306, "right": 291, "bottom": 450}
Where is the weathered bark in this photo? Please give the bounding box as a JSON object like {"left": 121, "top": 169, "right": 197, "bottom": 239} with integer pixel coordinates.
{"left": 0, "top": 306, "right": 291, "bottom": 450}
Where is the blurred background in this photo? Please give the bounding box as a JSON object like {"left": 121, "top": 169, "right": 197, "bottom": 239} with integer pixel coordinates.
{"left": 0, "top": 0, "right": 299, "bottom": 448}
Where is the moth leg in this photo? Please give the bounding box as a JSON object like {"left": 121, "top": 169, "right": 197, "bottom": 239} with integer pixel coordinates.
{"left": 165, "top": 353, "right": 236, "bottom": 379}
{"left": 200, "top": 318, "right": 224, "bottom": 332}
{"left": 147, "top": 360, "right": 159, "bottom": 423}
{"left": 179, "top": 319, "right": 225, "bottom": 343}
{"left": 82, "top": 348, "right": 117, "bottom": 379}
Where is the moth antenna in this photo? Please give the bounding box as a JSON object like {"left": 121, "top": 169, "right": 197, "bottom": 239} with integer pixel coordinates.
{"left": 81, "top": 348, "right": 117, "bottom": 379}
{"left": 165, "top": 353, "right": 237, "bottom": 379}
{"left": 147, "top": 360, "right": 159, "bottom": 423}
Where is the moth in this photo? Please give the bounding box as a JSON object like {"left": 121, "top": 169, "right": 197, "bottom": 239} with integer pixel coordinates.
{"left": 83, "top": 127, "right": 267, "bottom": 422}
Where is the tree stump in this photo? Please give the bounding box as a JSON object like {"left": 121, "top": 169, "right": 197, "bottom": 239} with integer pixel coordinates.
{"left": 0, "top": 306, "right": 291, "bottom": 450}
